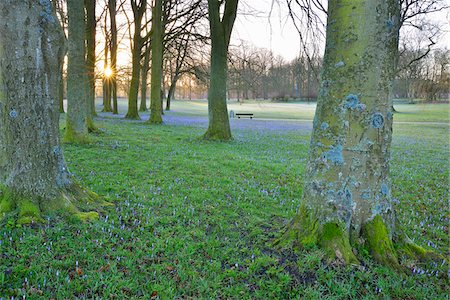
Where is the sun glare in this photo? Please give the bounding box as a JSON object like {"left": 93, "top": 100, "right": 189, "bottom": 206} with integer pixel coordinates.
{"left": 104, "top": 66, "right": 113, "bottom": 78}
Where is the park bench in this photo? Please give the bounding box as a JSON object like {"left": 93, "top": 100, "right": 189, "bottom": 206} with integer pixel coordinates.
{"left": 235, "top": 113, "right": 254, "bottom": 119}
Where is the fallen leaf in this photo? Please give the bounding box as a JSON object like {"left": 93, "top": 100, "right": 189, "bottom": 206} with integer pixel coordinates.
{"left": 98, "top": 264, "right": 110, "bottom": 272}
{"left": 166, "top": 265, "right": 175, "bottom": 271}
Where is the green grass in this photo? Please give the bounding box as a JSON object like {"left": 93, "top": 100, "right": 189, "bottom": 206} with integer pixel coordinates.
{"left": 163, "top": 99, "right": 449, "bottom": 123}
{"left": 0, "top": 107, "right": 448, "bottom": 299}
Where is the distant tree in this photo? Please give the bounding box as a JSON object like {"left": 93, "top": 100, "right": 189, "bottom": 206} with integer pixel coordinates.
{"left": 52, "top": 0, "right": 68, "bottom": 113}
{"left": 203, "top": 0, "right": 238, "bottom": 140}
{"left": 110, "top": 0, "right": 119, "bottom": 114}
{"left": 140, "top": 42, "right": 151, "bottom": 112}
{"left": 85, "top": 0, "right": 97, "bottom": 127}
{"left": 65, "top": 0, "right": 91, "bottom": 143}
{"left": 102, "top": 20, "right": 113, "bottom": 112}
{"left": 125, "top": 0, "right": 147, "bottom": 120}
{"left": 0, "top": 0, "right": 102, "bottom": 224}
{"left": 277, "top": 0, "right": 436, "bottom": 267}
{"left": 148, "top": 0, "right": 164, "bottom": 124}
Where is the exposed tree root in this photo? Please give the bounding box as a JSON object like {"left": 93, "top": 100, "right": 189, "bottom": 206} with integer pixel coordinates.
{"left": 0, "top": 183, "right": 112, "bottom": 225}
{"left": 274, "top": 204, "right": 358, "bottom": 265}
{"left": 362, "top": 215, "right": 401, "bottom": 270}
{"left": 275, "top": 204, "right": 443, "bottom": 270}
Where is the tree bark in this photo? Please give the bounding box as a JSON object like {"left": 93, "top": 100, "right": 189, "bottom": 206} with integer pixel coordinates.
{"left": 0, "top": 0, "right": 104, "bottom": 224}
{"left": 125, "top": 0, "right": 146, "bottom": 120}
{"left": 277, "top": 0, "right": 434, "bottom": 268}
{"left": 204, "top": 0, "right": 238, "bottom": 140}
{"left": 85, "top": 0, "right": 97, "bottom": 130}
{"left": 148, "top": 0, "right": 164, "bottom": 124}
{"left": 102, "top": 12, "right": 113, "bottom": 113}
{"left": 166, "top": 75, "right": 179, "bottom": 111}
{"left": 109, "top": 0, "right": 119, "bottom": 115}
{"left": 140, "top": 44, "right": 151, "bottom": 112}
{"left": 65, "top": 0, "right": 90, "bottom": 143}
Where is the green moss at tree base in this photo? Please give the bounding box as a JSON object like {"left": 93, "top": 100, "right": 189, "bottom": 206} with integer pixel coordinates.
{"left": 0, "top": 183, "right": 111, "bottom": 225}
{"left": 275, "top": 204, "right": 357, "bottom": 264}
{"left": 17, "top": 199, "right": 44, "bottom": 225}
{"left": 395, "top": 234, "right": 443, "bottom": 263}
{"left": 147, "top": 114, "right": 163, "bottom": 124}
{"left": 318, "top": 222, "right": 358, "bottom": 264}
{"left": 64, "top": 124, "right": 90, "bottom": 144}
{"left": 203, "top": 130, "right": 232, "bottom": 141}
{"left": 362, "top": 215, "right": 401, "bottom": 269}
{"left": 124, "top": 112, "right": 141, "bottom": 120}
{"left": 87, "top": 118, "right": 98, "bottom": 133}
{"left": 274, "top": 204, "right": 318, "bottom": 249}
{"left": 0, "top": 186, "right": 14, "bottom": 216}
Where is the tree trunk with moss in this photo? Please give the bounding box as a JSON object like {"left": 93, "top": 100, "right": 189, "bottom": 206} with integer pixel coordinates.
{"left": 203, "top": 0, "right": 238, "bottom": 140}
{"left": 148, "top": 0, "right": 164, "bottom": 124}
{"left": 277, "top": 0, "right": 434, "bottom": 268}
{"left": 65, "top": 0, "right": 90, "bottom": 143}
{"left": 126, "top": 0, "right": 146, "bottom": 120}
{"left": 0, "top": 0, "right": 106, "bottom": 225}
{"left": 85, "top": 0, "right": 97, "bottom": 125}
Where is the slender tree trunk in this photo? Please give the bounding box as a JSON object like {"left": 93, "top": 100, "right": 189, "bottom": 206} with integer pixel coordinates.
{"left": 0, "top": 0, "right": 103, "bottom": 224}
{"left": 85, "top": 0, "right": 97, "bottom": 130}
{"left": 166, "top": 75, "right": 179, "bottom": 111}
{"left": 277, "top": 0, "right": 433, "bottom": 268}
{"left": 109, "top": 0, "right": 118, "bottom": 115}
{"left": 148, "top": 0, "right": 164, "bottom": 124}
{"left": 58, "top": 60, "right": 66, "bottom": 113}
{"left": 204, "top": 0, "right": 238, "bottom": 140}
{"left": 102, "top": 29, "right": 112, "bottom": 112}
{"left": 126, "top": 0, "right": 146, "bottom": 120}
{"left": 65, "top": 0, "right": 90, "bottom": 143}
{"left": 140, "top": 44, "right": 151, "bottom": 112}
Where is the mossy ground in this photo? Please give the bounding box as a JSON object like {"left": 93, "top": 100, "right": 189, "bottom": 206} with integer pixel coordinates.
{"left": 0, "top": 181, "right": 110, "bottom": 225}
{"left": 0, "top": 102, "right": 448, "bottom": 298}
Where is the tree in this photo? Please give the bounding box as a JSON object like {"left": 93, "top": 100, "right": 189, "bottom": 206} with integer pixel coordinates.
{"left": 109, "top": 0, "right": 119, "bottom": 115}
{"left": 125, "top": 0, "right": 147, "bottom": 120}
{"left": 148, "top": 0, "right": 164, "bottom": 124}
{"left": 52, "top": 0, "right": 68, "bottom": 114}
{"left": 85, "top": 0, "right": 97, "bottom": 130}
{"left": 203, "top": 0, "right": 238, "bottom": 140}
{"left": 140, "top": 42, "right": 151, "bottom": 112}
{"left": 0, "top": 0, "right": 102, "bottom": 224}
{"left": 64, "top": 0, "right": 91, "bottom": 143}
{"left": 277, "top": 0, "right": 435, "bottom": 267}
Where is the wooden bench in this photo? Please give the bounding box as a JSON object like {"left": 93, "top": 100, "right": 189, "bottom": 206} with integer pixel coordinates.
{"left": 235, "top": 113, "right": 254, "bottom": 119}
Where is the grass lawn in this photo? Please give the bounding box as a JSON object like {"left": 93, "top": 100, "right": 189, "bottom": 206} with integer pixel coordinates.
{"left": 0, "top": 104, "right": 448, "bottom": 298}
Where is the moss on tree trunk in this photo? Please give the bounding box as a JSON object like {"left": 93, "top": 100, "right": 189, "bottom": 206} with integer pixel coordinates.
{"left": 148, "top": 0, "right": 164, "bottom": 124}
{"left": 276, "top": 0, "right": 439, "bottom": 269}
{"left": 203, "top": 0, "right": 238, "bottom": 141}
{"left": 0, "top": 0, "right": 109, "bottom": 225}
{"left": 65, "top": 0, "right": 91, "bottom": 143}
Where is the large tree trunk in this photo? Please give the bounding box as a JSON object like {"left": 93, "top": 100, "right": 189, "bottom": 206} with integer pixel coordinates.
{"left": 277, "top": 0, "right": 433, "bottom": 268}
{"left": 203, "top": 0, "right": 238, "bottom": 140}
{"left": 85, "top": 0, "right": 97, "bottom": 130}
{"left": 65, "top": 0, "right": 90, "bottom": 143}
{"left": 109, "top": 0, "right": 119, "bottom": 115}
{"left": 148, "top": 0, "right": 164, "bottom": 124}
{"left": 0, "top": 0, "right": 103, "bottom": 224}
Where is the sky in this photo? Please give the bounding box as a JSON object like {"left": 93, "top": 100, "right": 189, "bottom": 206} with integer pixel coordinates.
{"left": 232, "top": 0, "right": 450, "bottom": 61}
